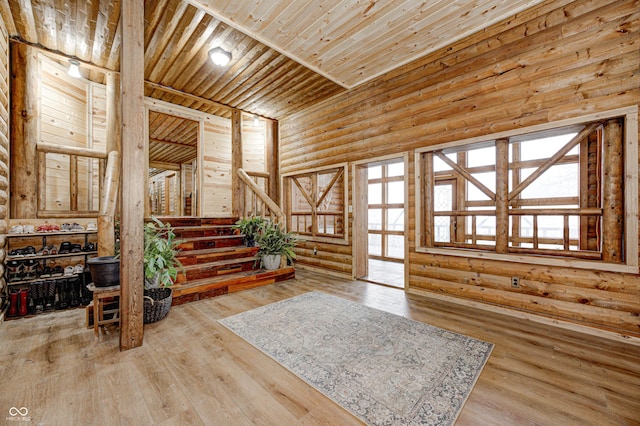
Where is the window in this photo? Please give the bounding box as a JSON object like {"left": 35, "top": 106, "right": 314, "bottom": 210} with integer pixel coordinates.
{"left": 284, "top": 166, "right": 347, "bottom": 241}
{"left": 418, "top": 118, "right": 628, "bottom": 264}
{"left": 37, "top": 54, "right": 106, "bottom": 215}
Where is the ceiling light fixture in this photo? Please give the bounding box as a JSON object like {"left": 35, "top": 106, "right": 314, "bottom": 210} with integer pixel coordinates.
{"left": 253, "top": 115, "right": 260, "bottom": 127}
{"left": 68, "top": 59, "right": 82, "bottom": 78}
{"left": 208, "top": 47, "right": 232, "bottom": 66}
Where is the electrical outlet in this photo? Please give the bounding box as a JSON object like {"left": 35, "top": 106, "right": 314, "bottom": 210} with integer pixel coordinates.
{"left": 511, "top": 277, "right": 520, "bottom": 288}
{"left": 313, "top": 247, "right": 318, "bottom": 255}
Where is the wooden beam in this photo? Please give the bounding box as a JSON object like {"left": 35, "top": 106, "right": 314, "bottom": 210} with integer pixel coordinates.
{"left": 98, "top": 151, "right": 120, "bottom": 256}
{"left": 120, "top": 0, "right": 145, "bottom": 351}
{"left": 149, "top": 161, "right": 181, "bottom": 171}
{"left": 266, "top": 119, "right": 279, "bottom": 203}
{"left": 10, "top": 42, "right": 37, "bottom": 218}
{"left": 495, "top": 139, "right": 509, "bottom": 253}
{"left": 601, "top": 119, "right": 623, "bottom": 263}
{"left": 508, "top": 123, "right": 600, "bottom": 201}
{"left": 106, "top": 72, "right": 121, "bottom": 155}
{"left": 231, "top": 109, "right": 243, "bottom": 217}
{"left": 435, "top": 151, "right": 496, "bottom": 201}
{"left": 36, "top": 142, "right": 109, "bottom": 159}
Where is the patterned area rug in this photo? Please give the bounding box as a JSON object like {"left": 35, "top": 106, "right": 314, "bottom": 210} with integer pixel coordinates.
{"left": 219, "top": 291, "right": 493, "bottom": 425}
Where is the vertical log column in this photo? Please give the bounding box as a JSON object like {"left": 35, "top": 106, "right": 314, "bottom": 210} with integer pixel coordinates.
{"left": 120, "top": 0, "right": 145, "bottom": 350}
{"left": 266, "top": 119, "right": 279, "bottom": 204}
{"left": 10, "top": 42, "right": 37, "bottom": 218}
{"left": 495, "top": 139, "right": 509, "bottom": 253}
{"left": 231, "top": 109, "right": 243, "bottom": 218}
{"left": 601, "top": 119, "right": 623, "bottom": 263}
{"left": 98, "top": 72, "right": 121, "bottom": 256}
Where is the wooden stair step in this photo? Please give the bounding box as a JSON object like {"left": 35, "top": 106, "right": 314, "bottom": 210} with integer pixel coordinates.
{"left": 172, "top": 225, "right": 236, "bottom": 238}
{"left": 177, "top": 258, "right": 256, "bottom": 282}
{"left": 171, "top": 267, "right": 296, "bottom": 305}
{"left": 151, "top": 217, "right": 238, "bottom": 227}
{"left": 177, "top": 234, "right": 245, "bottom": 250}
{"left": 178, "top": 246, "right": 258, "bottom": 265}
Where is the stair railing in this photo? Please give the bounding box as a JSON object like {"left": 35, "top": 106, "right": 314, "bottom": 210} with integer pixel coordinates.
{"left": 98, "top": 151, "right": 120, "bottom": 256}
{"left": 237, "top": 168, "right": 284, "bottom": 224}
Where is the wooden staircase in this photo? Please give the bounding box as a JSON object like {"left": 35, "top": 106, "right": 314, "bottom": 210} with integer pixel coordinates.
{"left": 155, "top": 217, "right": 295, "bottom": 305}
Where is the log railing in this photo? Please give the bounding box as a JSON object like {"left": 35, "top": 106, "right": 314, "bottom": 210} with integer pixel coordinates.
{"left": 98, "top": 151, "right": 120, "bottom": 256}
{"left": 433, "top": 207, "right": 603, "bottom": 259}
{"left": 237, "top": 168, "right": 284, "bottom": 224}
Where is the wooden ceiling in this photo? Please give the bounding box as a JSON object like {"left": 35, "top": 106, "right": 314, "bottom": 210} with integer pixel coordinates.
{"left": 1, "top": 0, "right": 546, "bottom": 119}
{"left": 189, "top": 0, "right": 547, "bottom": 89}
{"left": 148, "top": 110, "right": 198, "bottom": 165}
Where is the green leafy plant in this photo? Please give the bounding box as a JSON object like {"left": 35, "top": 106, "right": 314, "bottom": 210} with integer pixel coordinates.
{"left": 232, "top": 215, "right": 266, "bottom": 247}
{"left": 255, "top": 221, "right": 297, "bottom": 268}
{"left": 143, "top": 217, "right": 183, "bottom": 289}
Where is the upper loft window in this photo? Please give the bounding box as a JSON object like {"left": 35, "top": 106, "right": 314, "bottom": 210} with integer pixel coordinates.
{"left": 283, "top": 166, "right": 347, "bottom": 242}
{"left": 418, "top": 118, "right": 629, "bottom": 264}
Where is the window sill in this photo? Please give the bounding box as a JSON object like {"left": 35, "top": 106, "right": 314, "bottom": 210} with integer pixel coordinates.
{"left": 415, "top": 246, "right": 639, "bottom": 274}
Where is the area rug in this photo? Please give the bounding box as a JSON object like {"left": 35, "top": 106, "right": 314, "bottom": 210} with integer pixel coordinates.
{"left": 219, "top": 291, "right": 493, "bottom": 425}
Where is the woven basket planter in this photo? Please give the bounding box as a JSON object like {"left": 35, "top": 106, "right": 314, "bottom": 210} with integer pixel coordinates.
{"left": 143, "top": 288, "right": 173, "bottom": 324}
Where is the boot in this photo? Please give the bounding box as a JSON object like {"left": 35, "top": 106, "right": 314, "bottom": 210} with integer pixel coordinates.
{"left": 69, "top": 278, "right": 80, "bottom": 307}
{"left": 33, "top": 281, "right": 44, "bottom": 314}
{"left": 56, "top": 280, "right": 68, "bottom": 310}
{"left": 8, "top": 288, "right": 18, "bottom": 316}
{"left": 80, "top": 272, "right": 92, "bottom": 305}
{"left": 18, "top": 288, "right": 29, "bottom": 316}
{"left": 44, "top": 280, "right": 56, "bottom": 311}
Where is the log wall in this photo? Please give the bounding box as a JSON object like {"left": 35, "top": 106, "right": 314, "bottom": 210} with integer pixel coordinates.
{"left": 242, "top": 115, "right": 266, "bottom": 173}
{"left": 0, "top": 13, "right": 8, "bottom": 311}
{"left": 280, "top": 0, "right": 640, "bottom": 336}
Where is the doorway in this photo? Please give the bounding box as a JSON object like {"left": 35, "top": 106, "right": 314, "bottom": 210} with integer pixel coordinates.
{"left": 147, "top": 110, "right": 199, "bottom": 216}
{"left": 354, "top": 156, "right": 407, "bottom": 288}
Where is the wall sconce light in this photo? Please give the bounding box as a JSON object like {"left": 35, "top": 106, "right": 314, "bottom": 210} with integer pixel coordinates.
{"left": 208, "top": 47, "right": 232, "bottom": 66}
{"left": 253, "top": 115, "right": 260, "bottom": 127}
{"left": 68, "top": 59, "right": 82, "bottom": 78}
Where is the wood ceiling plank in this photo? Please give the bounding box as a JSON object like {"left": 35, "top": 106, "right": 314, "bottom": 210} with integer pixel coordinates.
{"left": 0, "top": 0, "right": 17, "bottom": 34}
{"left": 15, "top": 0, "right": 37, "bottom": 42}
{"left": 31, "top": 0, "right": 57, "bottom": 49}
{"left": 144, "top": 0, "right": 170, "bottom": 47}
{"left": 73, "top": 0, "right": 100, "bottom": 61}
{"left": 157, "top": 13, "right": 220, "bottom": 86}
{"left": 90, "top": 0, "right": 119, "bottom": 67}
{"left": 148, "top": 6, "right": 205, "bottom": 81}
{"left": 144, "top": 0, "right": 189, "bottom": 78}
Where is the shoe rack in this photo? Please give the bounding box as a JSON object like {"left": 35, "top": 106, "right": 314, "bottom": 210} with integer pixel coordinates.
{"left": 4, "top": 230, "right": 98, "bottom": 318}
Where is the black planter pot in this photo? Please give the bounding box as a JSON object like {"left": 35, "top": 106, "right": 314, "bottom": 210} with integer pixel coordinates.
{"left": 87, "top": 256, "right": 120, "bottom": 287}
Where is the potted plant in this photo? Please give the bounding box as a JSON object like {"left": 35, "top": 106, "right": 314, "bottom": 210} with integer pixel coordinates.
{"left": 232, "top": 215, "right": 266, "bottom": 247}
{"left": 143, "top": 217, "right": 182, "bottom": 323}
{"left": 255, "top": 221, "right": 297, "bottom": 270}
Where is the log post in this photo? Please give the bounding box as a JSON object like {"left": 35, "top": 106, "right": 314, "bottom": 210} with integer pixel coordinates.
{"left": 231, "top": 109, "right": 243, "bottom": 218}
{"left": 120, "top": 0, "right": 145, "bottom": 351}
{"left": 266, "top": 119, "right": 279, "bottom": 204}
{"left": 495, "top": 139, "right": 509, "bottom": 253}
{"left": 98, "top": 152, "right": 120, "bottom": 256}
{"left": 601, "top": 119, "right": 623, "bottom": 263}
{"left": 10, "top": 42, "right": 38, "bottom": 218}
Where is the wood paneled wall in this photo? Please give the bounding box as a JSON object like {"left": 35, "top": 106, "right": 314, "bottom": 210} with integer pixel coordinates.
{"left": 242, "top": 115, "right": 266, "bottom": 173}
{"left": 280, "top": 0, "right": 640, "bottom": 335}
{"left": 202, "top": 116, "right": 232, "bottom": 217}
{"left": 0, "top": 13, "right": 9, "bottom": 308}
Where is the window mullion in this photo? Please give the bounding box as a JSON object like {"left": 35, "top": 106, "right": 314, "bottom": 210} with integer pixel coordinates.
{"left": 495, "top": 139, "right": 509, "bottom": 253}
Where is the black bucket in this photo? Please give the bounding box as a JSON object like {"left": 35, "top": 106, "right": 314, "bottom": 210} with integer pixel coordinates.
{"left": 87, "top": 256, "right": 120, "bottom": 287}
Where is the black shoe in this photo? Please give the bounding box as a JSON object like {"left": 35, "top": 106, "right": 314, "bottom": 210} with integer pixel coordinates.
{"left": 44, "top": 280, "right": 56, "bottom": 311}
{"left": 59, "top": 242, "right": 71, "bottom": 254}
{"left": 69, "top": 278, "right": 80, "bottom": 307}
{"left": 56, "top": 280, "right": 68, "bottom": 310}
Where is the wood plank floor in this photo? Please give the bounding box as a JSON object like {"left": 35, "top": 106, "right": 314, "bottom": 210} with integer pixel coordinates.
{"left": 1, "top": 269, "right": 638, "bottom": 425}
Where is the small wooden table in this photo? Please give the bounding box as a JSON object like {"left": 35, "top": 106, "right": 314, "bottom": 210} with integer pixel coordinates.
{"left": 87, "top": 283, "right": 120, "bottom": 339}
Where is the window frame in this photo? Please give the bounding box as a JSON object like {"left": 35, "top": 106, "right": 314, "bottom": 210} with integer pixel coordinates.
{"left": 415, "top": 106, "right": 638, "bottom": 273}
{"left": 282, "top": 164, "right": 349, "bottom": 245}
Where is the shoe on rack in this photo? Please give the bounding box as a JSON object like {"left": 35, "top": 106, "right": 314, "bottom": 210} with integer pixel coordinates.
{"left": 36, "top": 246, "right": 49, "bottom": 256}
{"left": 70, "top": 244, "right": 82, "bottom": 253}
{"left": 59, "top": 242, "right": 71, "bottom": 254}
{"left": 82, "top": 242, "right": 96, "bottom": 252}
{"left": 44, "top": 280, "right": 56, "bottom": 311}
{"left": 73, "top": 264, "right": 84, "bottom": 274}
{"left": 70, "top": 223, "right": 84, "bottom": 231}
{"left": 64, "top": 265, "right": 75, "bottom": 276}
{"left": 51, "top": 266, "right": 64, "bottom": 277}
{"left": 56, "top": 280, "right": 68, "bottom": 310}
{"left": 22, "top": 259, "right": 39, "bottom": 280}
{"left": 7, "top": 260, "right": 23, "bottom": 282}
{"left": 86, "top": 222, "right": 97, "bottom": 231}
{"left": 18, "top": 288, "right": 29, "bottom": 316}
{"left": 23, "top": 225, "right": 35, "bottom": 234}
{"left": 31, "top": 281, "right": 44, "bottom": 314}
{"left": 48, "top": 245, "right": 58, "bottom": 255}
{"left": 23, "top": 246, "right": 37, "bottom": 257}
{"left": 9, "top": 248, "right": 25, "bottom": 257}
{"left": 9, "top": 225, "right": 24, "bottom": 234}
{"left": 61, "top": 223, "right": 72, "bottom": 232}
{"left": 8, "top": 288, "right": 19, "bottom": 316}
{"left": 69, "top": 278, "right": 81, "bottom": 307}
{"left": 39, "top": 266, "right": 52, "bottom": 278}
